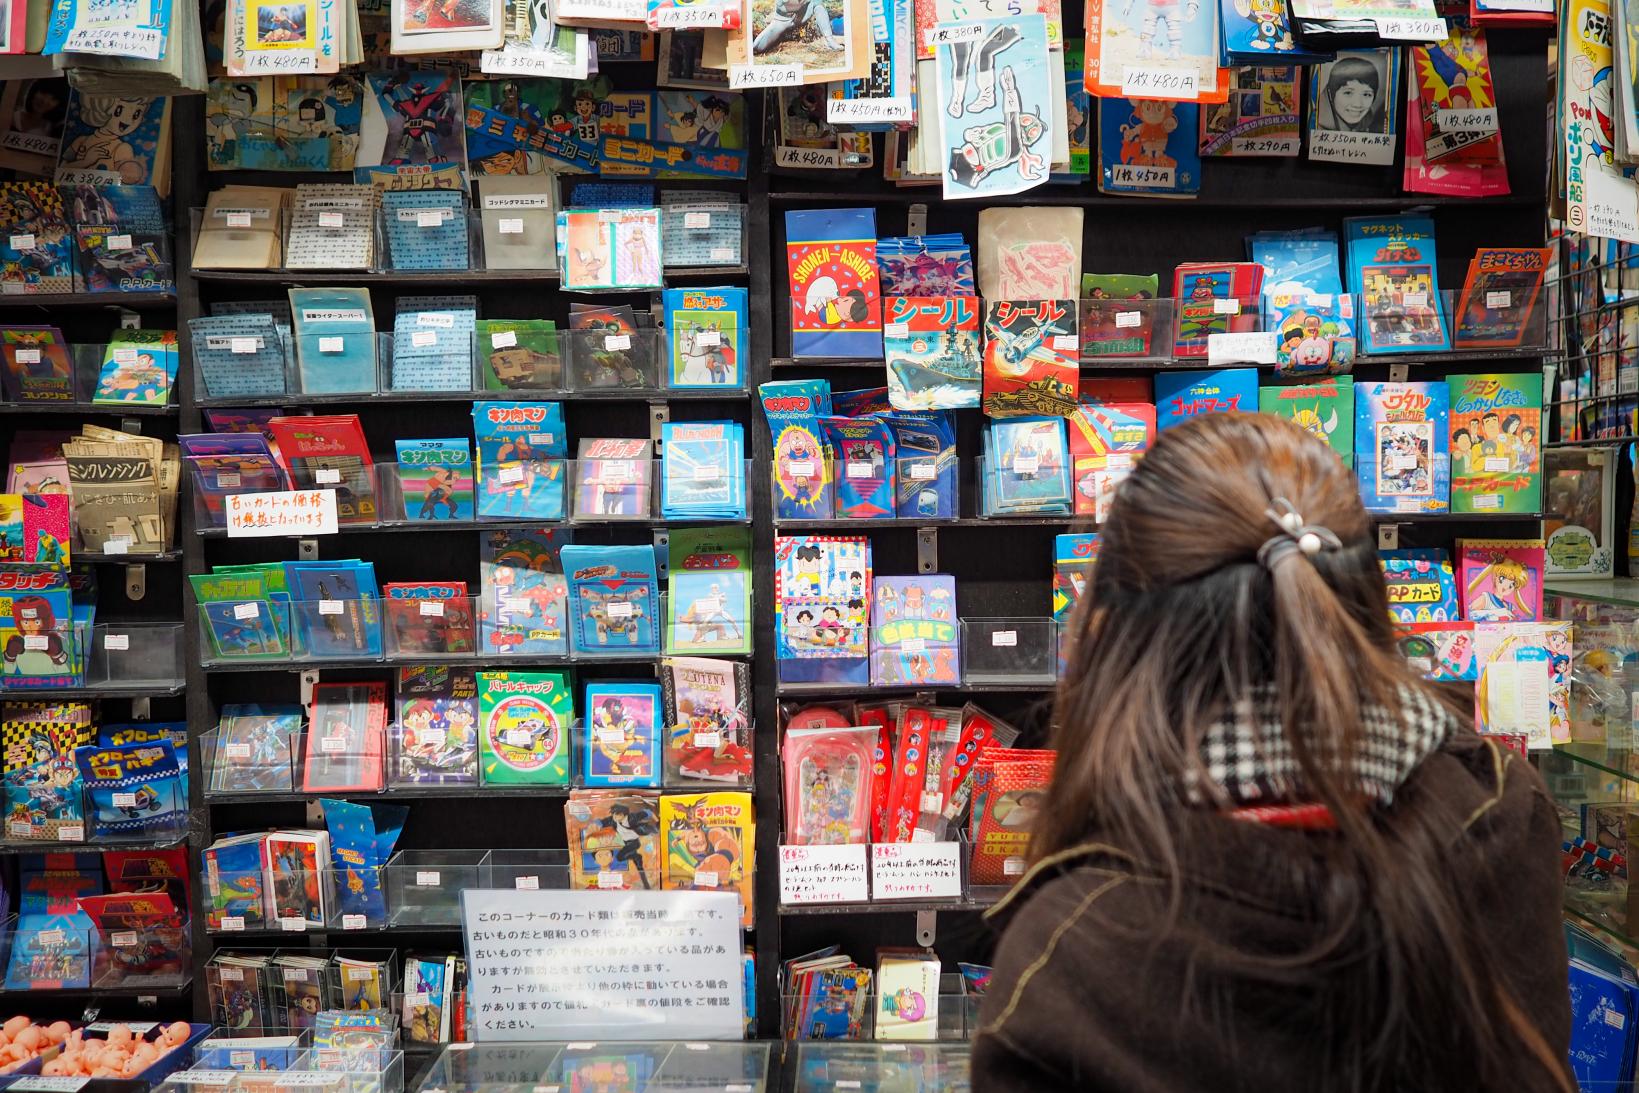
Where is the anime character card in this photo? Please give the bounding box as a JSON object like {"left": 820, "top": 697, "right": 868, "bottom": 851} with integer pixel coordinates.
{"left": 1355, "top": 380, "right": 1450, "bottom": 514}
{"left": 934, "top": 15, "right": 1053, "bottom": 200}
{"left": 981, "top": 299, "right": 1077, "bottom": 417}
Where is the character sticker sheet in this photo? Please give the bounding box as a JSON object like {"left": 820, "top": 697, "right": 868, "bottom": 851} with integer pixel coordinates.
{"left": 935, "top": 15, "right": 1054, "bottom": 200}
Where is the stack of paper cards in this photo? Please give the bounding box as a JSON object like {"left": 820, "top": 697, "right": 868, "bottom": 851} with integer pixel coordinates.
{"left": 558, "top": 207, "right": 663, "bottom": 290}
{"left": 478, "top": 176, "right": 557, "bottom": 271}
{"left": 575, "top": 438, "right": 653, "bottom": 519}
{"left": 287, "top": 184, "right": 379, "bottom": 271}
{"left": 663, "top": 286, "right": 746, "bottom": 389}
{"left": 267, "top": 415, "right": 378, "bottom": 524}
{"left": 471, "top": 401, "right": 568, "bottom": 519}
{"left": 391, "top": 296, "right": 477, "bottom": 392}
{"left": 190, "top": 313, "right": 290, "bottom": 399}
{"left": 290, "top": 288, "right": 377, "bottom": 394}
{"left": 983, "top": 417, "right": 1073, "bottom": 516}
{"left": 478, "top": 318, "right": 563, "bottom": 392}
{"left": 659, "top": 421, "right": 745, "bottom": 520}
{"left": 660, "top": 191, "right": 744, "bottom": 268}
{"left": 66, "top": 185, "right": 172, "bottom": 294}
{"left": 383, "top": 189, "right": 470, "bottom": 271}
{"left": 0, "top": 184, "right": 75, "bottom": 295}
{"left": 194, "top": 186, "right": 290, "bottom": 269}
{"left": 94, "top": 330, "right": 180, "bottom": 405}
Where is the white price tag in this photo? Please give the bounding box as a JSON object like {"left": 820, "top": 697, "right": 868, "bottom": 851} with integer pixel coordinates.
{"left": 316, "top": 467, "right": 342, "bottom": 484}
{"left": 696, "top": 330, "right": 721, "bottom": 346}
{"left": 58, "top": 824, "right": 83, "bottom": 842}
{"left": 884, "top": 321, "right": 909, "bottom": 338}
{"left": 515, "top": 875, "right": 540, "bottom": 890}
{"left": 729, "top": 63, "right": 803, "bottom": 88}
{"left": 1473, "top": 494, "right": 1503, "bottom": 509}
{"left": 230, "top": 337, "right": 258, "bottom": 355}
{"left": 280, "top": 916, "right": 308, "bottom": 932}
{"left": 318, "top": 211, "right": 345, "bottom": 229}
{"left": 779, "top": 843, "right": 870, "bottom": 904}
{"left": 106, "top": 234, "right": 132, "bottom": 250}
{"left": 498, "top": 217, "right": 524, "bottom": 235}
{"left": 1403, "top": 292, "right": 1429, "bottom": 308}
{"left": 224, "top": 743, "right": 252, "bottom": 759}
{"left": 871, "top": 841, "right": 963, "bottom": 900}
{"left": 1003, "top": 856, "right": 1026, "bottom": 876}
{"left": 1120, "top": 65, "right": 1200, "bottom": 99}
{"left": 220, "top": 916, "right": 245, "bottom": 932}
{"left": 226, "top": 213, "right": 253, "bottom": 228}
{"left": 710, "top": 247, "right": 736, "bottom": 262}
{"left": 1485, "top": 290, "right": 1511, "bottom": 309}
{"left": 827, "top": 96, "right": 914, "bottom": 123}
{"left": 653, "top": 3, "right": 731, "bottom": 26}
{"left": 497, "top": 465, "right": 526, "bottom": 484}
{"left": 1437, "top": 106, "right": 1498, "bottom": 130}
{"left": 505, "top": 728, "right": 533, "bottom": 747}
{"left": 692, "top": 465, "right": 719, "bottom": 481}
{"left": 684, "top": 212, "right": 713, "bottom": 229}
{"left": 1375, "top": 15, "right": 1447, "bottom": 39}
{"left": 929, "top": 23, "right": 983, "bottom": 42}
{"left": 9, "top": 233, "right": 34, "bottom": 250}
{"left": 37, "top": 930, "right": 64, "bottom": 945}
{"left": 218, "top": 473, "right": 242, "bottom": 488}
{"left": 418, "top": 312, "right": 456, "bottom": 328}
{"left": 1213, "top": 298, "right": 1241, "bottom": 315}
{"left": 1051, "top": 334, "right": 1078, "bottom": 351}
{"left": 846, "top": 460, "right": 874, "bottom": 479}
{"left": 787, "top": 460, "right": 816, "bottom": 477}
{"left": 318, "top": 598, "right": 344, "bottom": 616}
{"left": 15, "top": 348, "right": 39, "bottom": 364}
{"left": 991, "top": 630, "right": 1018, "bottom": 647}
{"left": 419, "top": 600, "right": 446, "bottom": 617}
{"left": 416, "top": 871, "right": 441, "bottom": 887}
{"left": 603, "top": 334, "right": 632, "bottom": 351}
{"left": 113, "top": 347, "right": 139, "bottom": 365}
{"left": 23, "top": 634, "right": 47, "bottom": 650}
{"left": 342, "top": 914, "right": 366, "bottom": 930}
{"left": 103, "top": 538, "right": 129, "bottom": 554}
{"left": 1482, "top": 456, "right": 1511, "bottom": 472}
{"left": 1207, "top": 331, "right": 1278, "bottom": 365}
{"left": 492, "top": 330, "right": 518, "bottom": 349}
{"left": 693, "top": 731, "right": 721, "bottom": 748}
{"left": 694, "top": 870, "right": 720, "bottom": 888}
{"left": 112, "top": 792, "right": 138, "bottom": 808}
{"left": 595, "top": 726, "right": 627, "bottom": 745}
{"left": 1115, "top": 311, "right": 1142, "bottom": 328}
{"left": 908, "top": 462, "right": 936, "bottom": 481}
{"left": 1012, "top": 454, "right": 1040, "bottom": 475}
{"left": 411, "top": 330, "right": 437, "bottom": 348}
{"left": 901, "top": 637, "right": 925, "bottom": 653}
{"left": 596, "top": 871, "right": 625, "bottom": 889}
{"left": 416, "top": 209, "right": 447, "bottom": 228}
{"left": 7, "top": 821, "right": 29, "bottom": 836}
{"left": 606, "top": 600, "right": 634, "bottom": 619}
{"left": 111, "top": 931, "right": 138, "bottom": 948}
{"left": 320, "top": 736, "right": 348, "bottom": 755}
{"left": 319, "top": 336, "right": 345, "bottom": 354}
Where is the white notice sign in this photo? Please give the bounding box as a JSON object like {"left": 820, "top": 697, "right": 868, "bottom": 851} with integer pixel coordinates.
{"left": 778, "top": 843, "right": 869, "bottom": 904}
{"left": 870, "top": 842, "right": 963, "bottom": 901}
{"left": 461, "top": 889, "right": 743, "bottom": 1041}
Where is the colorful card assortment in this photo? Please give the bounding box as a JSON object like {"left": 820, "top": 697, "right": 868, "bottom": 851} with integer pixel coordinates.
{"left": 392, "top": 667, "right": 479, "bottom": 787}
{"left": 1346, "top": 214, "right": 1450, "bottom": 355}
{"left": 210, "top": 703, "right": 300, "bottom": 793}
{"left": 1259, "top": 378, "right": 1354, "bottom": 467}
{"left": 562, "top": 543, "right": 662, "bottom": 656}
{"left": 1448, "top": 373, "right": 1541, "bottom": 514}
{"left": 661, "top": 655, "right": 752, "bottom": 784}
{"left": 984, "top": 416, "right": 1072, "bottom": 516}
{"left": 94, "top": 330, "right": 180, "bottom": 405}
{"left": 384, "top": 582, "right": 476, "bottom": 656}
{"left": 1099, "top": 97, "right": 1202, "bottom": 197}
{"left": 393, "top": 439, "right": 475, "bottom": 522}
{"left": 1054, "top": 533, "right": 1099, "bottom": 620}
{"left": 2, "top": 326, "right": 74, "bottom": 403}
{"left": 1067, "top": 394, "right": 1155, "bottom": 519}
{"left": 575, "top": 438, "right": 653, "bottom": 520}
{"left": 660, "top": 790, "right": 754, "bottom": 928}
{"left": 1473, "top": 621, "right": 1570, "bottom": 749}
{"left": 870, "top": 576, "right": 959, "bottom": 687}
{"left": 1380, "top": 548, "right": 1460, "bottom": 623}
{"left": 1171, "top": 262, "right": 1263, "bottom": 357}
{"left": 471, "top": 402, "right": 568, "bottom": 520}
{"left": 478, "top": 528, "right": 571, "bottom": 657}
{"left": 558, "top": 207, "right": 663, "bottom": 290}
{"left": 477, "top": 670, "right": 573, "bottom": 785}
{"left": 1155, "top": 368, "right": 1256, "bottom": 430}
{"left": 1457, "top": 539, "right": 1545, "bottom": 623}
{"left": 969, "top": 748, "right": 1054, "bottom": 885}
{"left": 660, "top": 421, "right": 746, "bottom": 520}
{"left": 1354, "top": 381, "right": 1451, "bottom": 515}
{"left": 1453, "top": 248, "right": 1551, "bottom": 349}
{"left": 981, "top": 300, "right": 1077, "bottom": 417}
{"left": 763, "top": 379, "right": 835, "bottom": 520}
{"left": 774, "top": 535, "right": 871, "bottom": 685}
{"left": 663, "top": 287, "right": 746, "bottom": 388}
{"left": 565, "top": 791, "right": 662, "bottom": 891}
{"left": 884, "top": 295, "right": 982, "bottom": 411}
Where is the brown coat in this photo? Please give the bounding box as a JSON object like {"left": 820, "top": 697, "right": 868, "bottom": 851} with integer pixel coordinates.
{"left": 972, "top": 732, "right": 1571, "bottom": 1092}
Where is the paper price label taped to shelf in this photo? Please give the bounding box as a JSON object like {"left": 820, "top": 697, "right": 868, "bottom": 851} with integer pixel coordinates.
{"left": 1213, "top": 298, "right": 1241, "bottom": 315}
{"left": 496, "top": 465, "right": 526, "bottom": 484}
{"left": 228, "top": 489, "right": 340, "bottom": 538}
{"left": 318, "top": 599, "right": 344, "bottom": 616}
{"left": 103, "top": 631, "right": 130, "bottom": 650}
{"left": 106, "top": 234, "right": 132, "bottom": 251}
{"left": 1403, "top": 292, "right": 1429, "bottom": 308}
{"left": 694, "top": 870, "right": 720, "bottom": 888}
{"left": 907, "top": 462, "right": 936, "bottom": 481}
{"left": 8, "top": 821, "right": 29, "bottom": 837}
{"left": 1013, "top": 453, "right": 1040, "bottom": 475}
{"left": 1486, "top": 290, "right": 1511, "bottom": 309}
{"left": 846, "top": 460, "right": 874, "bottom": 479}
{"left": 1003, "top": 856, "right": 1026, "bottom": 876}
{"left": 693, "top": 731, "right": 721, "bottom": 749}
{"left": 113, "top": 347, "right": 139, "bottom": 365}
{"left": 1115, "top": 311, "right": 1142, "bottom": 328}
{"left": 111, "top": 930, "right": 140, "bottom": 949}
{"left": 58, "top": 824, "right": 83, "bottom": 842}
{"left": 225, "top": 743, "right": 251, "bottom": 759}
{"left": 595, "top": 726, "right": 627, "bottom": 746}
{"left": 416, "top": 871, "right": 441, "bottom": 887}
{"left": 280, "top": 917, "right": 308, "bottom": 932}
{"left": 991, "top": 630, "right": 1017, "bottom": 647}
{"left": 1473, "top": 494, "right": 1503, "bottom": 509}
{"left": 787, "top": 460, "right": 815, "bottom": 477}
{"left": 779, "top": 843, "right": 869, "bottom": 904}
{"left": 603, "top": 334, "right": 631, "bottom": 351}
{"left": 1051, "top": 334, "right": 1078, "bottom": 351}
{"left": 37, "top": 930, "right": 63, "bottom": 945}
{"left": 233, "top": 602, "right": 260, "bottom": 620}
{"left": 710, "top": 247, "right": 736, "bottom": 262}
{"left": 1207, "top": 331, "right": 1277, "bottom": 365}
{"left": 15, "top": 349, "right": 39, "bottom": 364}
{"left": 419, "top": 600, "right": 446, "bottom": 617}
{"left": 695, "top": 330, "right": 721, "bottom": 346}
{"left": 220, "top": 917, "right": 245, "bottom": 932}
{"left": 901, "top": 637, "right": 926, "bottom": 653}
{"left": 1375, "top": 15, "right": 1446, "bottom": 38}
{"left": 828, "top": 96, "right": 914, "bottom": 123}
{"left": 416, "top": 210, "right": 447, "bottom": 228}
{"left": 12, "top": 1078, "right": 91, "bottom": 1092}
{"left": 492, "top": 330, "right": 518, "bottom": 349}
{"left": 729, "top": 63, "right": 803, "bottom": 88}
{"left": 515, "top": 875, "right": 540, "bottom": 890}
{"left": 342, "top": 914, "right": 367, "bottom": 930}
{"left": 871, "top": 841, "right": 962, "bottom": 901}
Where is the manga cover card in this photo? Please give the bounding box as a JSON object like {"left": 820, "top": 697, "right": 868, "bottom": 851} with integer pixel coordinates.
{"left": 582, "top": 682, "right": 662, "bottom": 787}
{"left": 56, "top": 94, "right": 168, "bottom": 191}
{"left": 384, "top": 582, "right": 476, "bottom": 655}
{"left": 392, "top": 667, "right": 479, "bottom": 786}
{"left": 1448, "top": 373, "right": 1542, "bottom": 514}
{"left": 1199, "top": 65, "right": 1299, "bottom": 156}
{"left": 660, "top": 790, "right": 754, "bottom": 927}
{"left": 565, "top": 791, "right": 662, "bottom": 889}
{"left": 1410, "top": 23, "right": 1502, "bottom": 166}
{"left": 561, "top": 542, "right": 661, "bottom": 655}
{"left": 935, "top": 15, "right": 1054, "bottom": 200}
{"left": 987, "top": 417, "right": 1072, "bottom": 512}
{"left": 1457, "top": 539, "right": 1545, "bottom": 623}
{"left": 476, "top": 670, "right": 573, "bottom": 785}
{"left": 1259, "top": 378, "right": 1354, "bottom": 465}
{"left": 478, "top": 528, "right": 570, "bottom": 656}
{"left": 1381, "top": 549, "right": 1459, "bottom": 622}
{"left": 981, "top": 299, "right": 1078, "bottom": 417}
{"left": 1346, "top": 214, "right": 1451, "bottom": 353}
{"left": 1084, "top": 0, "right": 1228, "bottom": 104}
{"left": 773, "top": 535, "right": 871, "bottom": 669}
{"left": 785, "top": 208, "right": 883, "bottom": 359}
{"left": 1353, "top": 380, "right": 1450, "bottom": 514}
{"left": 884, "top": 296, "right": 982, "bottom": 411}
{"left": 1097, "top": 96, "right": 1200, "bottom": 195}
{"left": 664, "top": 286, "right": 746, "bottom": 388}
{"left": 1452, "top": 247, "right": 1551, "bottom": 348}
{"left": 1, "top": 327, "right": 73, "bottom": 403}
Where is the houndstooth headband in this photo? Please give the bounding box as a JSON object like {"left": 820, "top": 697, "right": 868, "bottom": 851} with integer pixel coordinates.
{"left": 1187, "top": 682, "right": 1456, "bottom": 808}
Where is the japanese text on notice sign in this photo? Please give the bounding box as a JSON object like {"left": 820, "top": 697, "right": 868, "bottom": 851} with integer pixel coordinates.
{"left": 226, "top": 489, "right": 339, "bottom": 537}
{"left": 460, "top": 889, "right": 743, "bottom": 1041}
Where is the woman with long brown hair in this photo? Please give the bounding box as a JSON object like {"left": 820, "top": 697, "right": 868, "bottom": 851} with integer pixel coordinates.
{"left": 973, "top": 412, "right": 1572, "bottom": 1092}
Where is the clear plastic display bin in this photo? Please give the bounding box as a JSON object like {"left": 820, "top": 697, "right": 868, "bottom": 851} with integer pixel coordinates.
{"left": 293, "top": 1047, "right": 405, "bottom": 1093}
{"left": 416, "top": 1042, "right": 566, "bottom": 1090}
{"left": 195, "top": 598, "right": 384, "bottom": 667}
{"left": 482, "top": 849, "right": 571, "bottom": 892}
{"left": 3, "top": 342, "right": 180, "bottom": 409}
{"left": 1078, "top": 296, "right": 1175, "bottom": 364}
{"left": 87, "top": 621, "right": 183, "bottom": 689}
{"left": 200, "top": 724, "right": 302, "bottom": 796}
{"left": 0, "top": 615, "right": 88, "bottom": 692}
{"left": 192, "top": 1029, "right": 314, "bottom": 1069}
{"left": 1169, "top": 294, "right": 1263, "bottom": 357}
{"left": 783, "top": 973, "right": 979, "bottom": 1042}
{"left": 475, "top": 329, "right": 568, "bottom": 396}
{"left": 959, "top": 618, "right": 1058, "bottom": 685}
{"left": 383, "top": 850, "right": 487, "bottom": 928}
{"left": 0, "top": 914, "right": 191, "bottom": 992}
{"left": 550, "top": 1042, "right": 771, "bottom": 1090}
{"left": 790, "top": 1041, "right": 972, "bottom": 1088}
{"left": 565, "top": 326, "right": 664, "bottom": 392}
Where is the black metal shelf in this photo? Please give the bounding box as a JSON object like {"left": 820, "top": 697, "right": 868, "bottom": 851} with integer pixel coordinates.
{"left": 79, "top": 549, "right": 183, "bottom": 562}
{"left": 202, "top": 653, "right": 685, "bottom": 673}
{"left": 192, "top": 266, "right": 746, "bottom": 286}
{"left": 773, "top": 347, "right": 1547, "bottom": 372}
{"left": 198, "top": 515, "right": 750, "bottom": 537}
{"left": 774, "top": 517, "right": 1073, "bottom": 530}
{"left": 0, "top": 981, "right": 192, "bottom": 1003}
{"left": 769, "top": 190, "right": 1542, "bottom": 210}
{"left": 0, "top": 682, "right": 184, "bottom": 700}
{"left": 194, "top": 388, "right": 748, "bottom": 408}
{"left": 203, "top": 781, "right": 744, "bottom": 804}
{"left": 206, "top": 923, "right": 464, "bottom": 940}
{"left": 775, "top": 680, "right": 1053, "bottom": 698}
{"left": 778, "top": 896, "right": 999, "bottom": 916}
{"left": 1368, "top": 512, "right": 1547, "bottom": 523}
{"left": 0, "top": 402, "right": 177, "bottom": 416}
{"left": 0, "top": 291, "right": 176, "bottom": 309}
{"left": 0, "top": 836, "right": 186, "bottom": 856}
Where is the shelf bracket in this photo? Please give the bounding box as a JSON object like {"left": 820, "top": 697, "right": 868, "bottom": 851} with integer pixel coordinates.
{"left": 120, "top": 417, "right": 142, "bottom": 436}
{"left": 1389, "top": 364, "right": 1409, "bottom": 383}
{"left": 117, "top": 309, "right": 141, "bottom": 331}
{"left": 917, "top": 528, "right": 938, "bottom": 573}
{"left": 300, "top": 669, "right": 320, "bottom": 706}
{"left": 653, "top": 530, "right": 670, "bottom": 577}
{"left": 907, "top": 203, "right": 929, "bottom": 238}
{"left": 650, "top": 402, "right": 670, "bottom": 447}
{"left": 298, "top": 538, "right": 319, "bottom": 561}
{"left": 125, "top": 563, "right": 146, "bottom": 601}
{"left": 305, "top": 800, "right": 326, "bottom": 827}
{"left": 130, "top": 697, "right": 151, "bottom": 722}
{"left": 915, "top": 909, "right": 936, "bottom": 948}
{"left": 1377, "top": 523, "right": 1400, "bottom": 550}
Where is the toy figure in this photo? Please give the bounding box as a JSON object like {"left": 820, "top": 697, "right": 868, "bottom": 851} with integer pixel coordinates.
{"left": 1125, "top": 0, "right": 1199, "bottom": 59}
{"left": 383, "top": 78, "right": 451, "bottom": 165}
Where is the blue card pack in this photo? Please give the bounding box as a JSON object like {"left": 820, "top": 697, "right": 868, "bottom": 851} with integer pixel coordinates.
{"left": 1155, "top": 368, "right": 1259, "bottom": 430}
{"left": 290, "top": 288, "right": 377, "bottom": 394}
{"left": 560, "top": 544, "right": 661, "bottom": 657}
{"left": 472, "top": 402, "right": 568, "bottom": 520}
{"left": 1354, "top": 381, "right": 1450, "bottom": 514}
{"left": 823, "top": 416, "right": 896, "bottom": 519}
{"left": 322, "top": 798, "right": 407, "bottom": 924}
{"left": 190, "top": 314, "right": 289, "bottom": 399}
{"left": 582, "top": 681, "right": 662, "bottom": 787}
{"left": 391, "top": 296, "right": 477, "bottom": 392}
{"left": 883, "top": 412, "right": 957, "bottom": 519}
{"left": 382, "top": 190, "right": 470, "bottom": 271}
{"left": 1345, "top": 214, "right": 1451, "bottom": 355}
{"left": 286, "top": 560, "right": 382, "bottom": 657}
{"left": 1248, "top": 230, "right": 1356, "bottom": 377}
{"left": 660, "top": 420, "right": 746, "bottom": 519}
{"left": 74, "top": 740, "right": 185, "bottom": 838}
{"left": 761, "top": 379, "right": 834, "bottom": 520}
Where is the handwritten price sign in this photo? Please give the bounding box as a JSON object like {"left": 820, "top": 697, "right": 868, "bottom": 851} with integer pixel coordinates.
{"left": 1374, "top": 16, "right": 1447, "bottom": 39}
{"left": 226, "top": 490, "right": 340, "bottom": 538}
{"left": 1119, "top": 66, "right": 1200, "bottom": 100}
{"left": 730, "top": 64, "right": 803, "bottom": 88}
{"left": 828, "top": 97, "right": 914, "bottom": 124}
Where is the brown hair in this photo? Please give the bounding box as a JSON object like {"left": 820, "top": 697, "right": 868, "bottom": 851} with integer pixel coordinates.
{"left": 1039, "top": 412, "right": 1570, "bottom": 1092}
